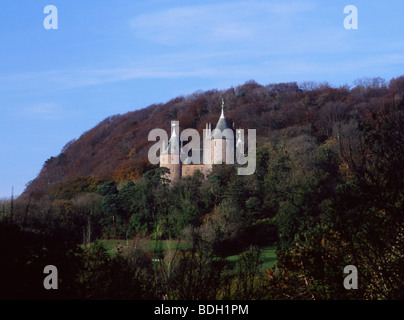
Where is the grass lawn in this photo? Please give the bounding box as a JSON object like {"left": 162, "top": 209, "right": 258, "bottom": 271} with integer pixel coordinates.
{"left": 99, "top": 239, "right": 127, "bottom": 254}
{"left": 226, "top": 246, "right": 277, "bottom": 271}
{"left": 99, "top": 239, "right": 188, "bottom": 255}
{"left": 260, "top": 246, "right": 277, "bottom": 270}
{"left": 99, "top": 239, "right": 277, "bottom": 271}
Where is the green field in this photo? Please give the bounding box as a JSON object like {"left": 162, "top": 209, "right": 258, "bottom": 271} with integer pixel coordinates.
{"left": 225, "top": 246, "right": 277, "bottom": 270}
{"left": 100, "top": 239, "right": 188, "bottom": 254}
{"left": 100, "top": 239, "right": 277, "bottom": 270}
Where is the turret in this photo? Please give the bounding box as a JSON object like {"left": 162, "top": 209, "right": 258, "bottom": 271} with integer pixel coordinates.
{"left": 160, "top": 121, "right": 182, "bottom": 181}
{"left": 211, "top": 99, "right": 234, "bottom": 165}
{"left": 236, "top": 129, "right": 244, "bottom": 159}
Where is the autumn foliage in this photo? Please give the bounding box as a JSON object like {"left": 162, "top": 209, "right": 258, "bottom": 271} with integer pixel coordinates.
{"left": 3, "top": 76, "right": 404, "bottom": 300}
{"left": 20, "top": 77, "right": 403, "bottom": 200}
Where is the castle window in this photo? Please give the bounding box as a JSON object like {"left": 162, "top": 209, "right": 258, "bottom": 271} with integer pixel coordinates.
{"left": 187, "top": 167, "right": 190, "bottom": 172}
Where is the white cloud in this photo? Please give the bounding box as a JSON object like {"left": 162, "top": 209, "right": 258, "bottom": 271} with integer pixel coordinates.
{"left": 130, "top": 1, "right": 316, "bottom": 46}
{"left": 19, "top": 103, "right": 64, "bottom": 120}
{"left": 128, "top": 0, "right": 365, "bottom": 62}
{"left": 5, "top": 1, "right": 397, "bottom": 93}
{"left": 1, "top": 48, "right": 403, "bottom": 94}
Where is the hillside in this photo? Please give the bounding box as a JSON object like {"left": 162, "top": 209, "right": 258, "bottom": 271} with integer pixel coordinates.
{"left": 5, "top": 76, "right": 404, "bottom": 300}
{"left": 22, "top": 77, "right": 404, "bottom": 199}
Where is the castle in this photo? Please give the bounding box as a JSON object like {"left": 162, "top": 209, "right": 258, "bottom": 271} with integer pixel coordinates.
{"left": 159, "top": 100, "right": 244, "bottom": 181}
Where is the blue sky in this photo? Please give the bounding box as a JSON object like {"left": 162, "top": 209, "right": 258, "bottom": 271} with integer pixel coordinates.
{"left": 1, "top": 0, "right": 404, "bottom": 198}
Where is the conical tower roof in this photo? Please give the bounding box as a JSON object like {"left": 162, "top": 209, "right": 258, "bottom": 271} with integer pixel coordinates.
{"left": 161, "top": 123, "right": 181, "bottom": 154}
{"left": 212, "top": 99, "right": 231, "bottom": 139}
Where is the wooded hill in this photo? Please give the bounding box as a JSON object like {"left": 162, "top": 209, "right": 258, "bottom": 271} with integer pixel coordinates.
{"left": 22, "top": 76, "right": 404, "bottom": 200}
{"left": 3, "top": 75, "right": 404, "bottom": 299}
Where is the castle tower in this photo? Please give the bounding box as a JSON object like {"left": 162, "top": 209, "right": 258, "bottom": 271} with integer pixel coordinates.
{"left": 236, "top": 129, "right": 244, "bottom": 160}
{"left": 203, "top": 122, "right": 212, "bottom": 174}
{"left": 210, "top": 99, "right": 234, "bottom": 165}
{"left": 160, "top": 121, "right": 182, "bottom": 181}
